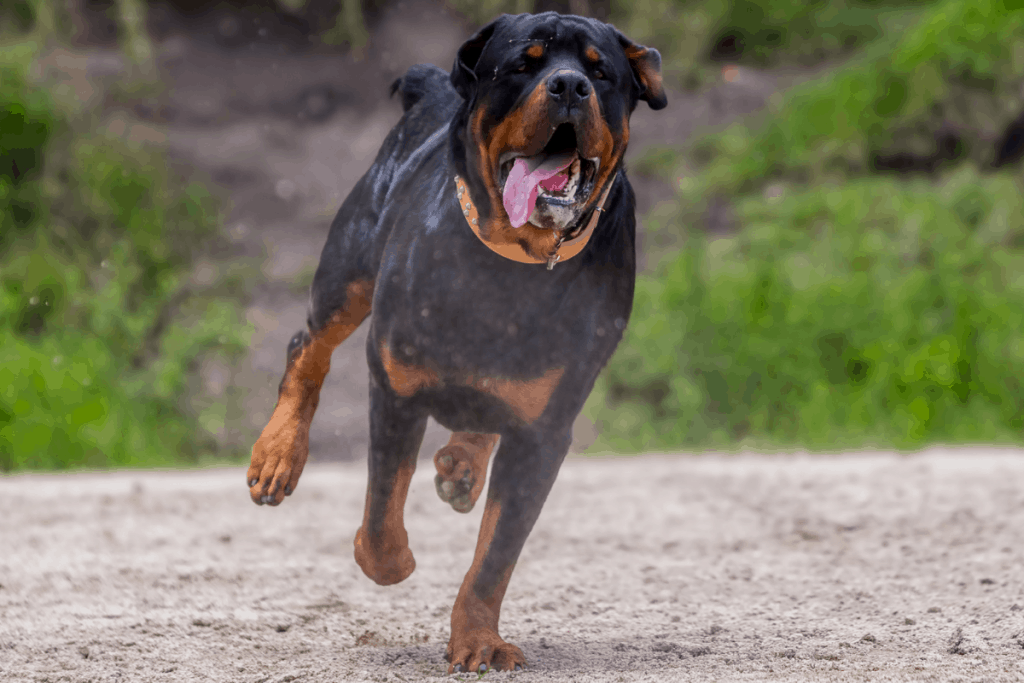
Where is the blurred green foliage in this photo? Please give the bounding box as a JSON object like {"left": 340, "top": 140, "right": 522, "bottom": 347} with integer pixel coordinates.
{"left": 692, "top": 0, "right": 1024, "bottom": 193}
{"left": 696, "top": 0, "right": 935, "bottom": 66}
{"left": 0, "top": 42, "right": 249, "bottom": 472}
{"left": 588, "top": 0, "right": 1024, "bottom": 451}
{"left": 590, "top": 171, "right": 1024, "bottom": 450}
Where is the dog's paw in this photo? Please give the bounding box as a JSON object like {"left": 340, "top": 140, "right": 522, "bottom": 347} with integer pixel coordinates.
{"left": 432, "top": 433, "right": 498, "bottom": 513}
{"left": 353, "top": 526, "right": 416, "bottom": 585}
{"left": 445, "top": 629, "right": 526, "bottom": 674}
{"left": 246, "top": 412, "right": 310, "bottom": 506}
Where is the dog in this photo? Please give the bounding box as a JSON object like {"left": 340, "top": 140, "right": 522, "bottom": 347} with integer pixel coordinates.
{"left": 246, "top": 11, "right": 666, "bottom": 673}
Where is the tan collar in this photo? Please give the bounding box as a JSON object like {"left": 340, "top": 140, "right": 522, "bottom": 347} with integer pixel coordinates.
{"left": 454, "top": 173, "right": 613, "bottom": 270}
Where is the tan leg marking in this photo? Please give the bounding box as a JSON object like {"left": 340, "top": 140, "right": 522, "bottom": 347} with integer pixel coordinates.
{"left": 247, "top": 280, "right": 373, "bottom": 505}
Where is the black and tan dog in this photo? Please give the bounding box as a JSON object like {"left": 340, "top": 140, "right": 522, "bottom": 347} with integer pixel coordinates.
{"left": 246, "top": 11, "right": 666, "bottom": 673}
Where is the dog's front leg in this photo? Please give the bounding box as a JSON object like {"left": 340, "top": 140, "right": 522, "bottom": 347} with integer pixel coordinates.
{"left": 446, "top": 426, "right": 571, "bottom": 673}
{"left": 247, "top": 280, "right": 373, "bottom": 506}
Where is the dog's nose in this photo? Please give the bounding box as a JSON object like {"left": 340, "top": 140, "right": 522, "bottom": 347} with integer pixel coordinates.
{"left": 546, "top": 70, "right": 591, "bottom": 104}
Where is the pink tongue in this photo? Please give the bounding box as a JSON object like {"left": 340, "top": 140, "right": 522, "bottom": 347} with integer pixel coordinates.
{"left": 502, "top": 153, "right": 575, "bottom": 228}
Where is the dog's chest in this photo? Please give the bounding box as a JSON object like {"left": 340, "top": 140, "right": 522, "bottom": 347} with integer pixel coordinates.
{"left": 372, "top": 235, "right": 628, "bottom": 383}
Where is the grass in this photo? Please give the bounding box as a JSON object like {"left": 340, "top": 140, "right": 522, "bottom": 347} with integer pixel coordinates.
{"left": 586, "top": 0, "right": 1024, "bottom": 452}
{"left": 0, "top": 24, "right": 251, "bottom": 472}
{"left": 590, "top": 170, "right": 1024, "bottom": 451}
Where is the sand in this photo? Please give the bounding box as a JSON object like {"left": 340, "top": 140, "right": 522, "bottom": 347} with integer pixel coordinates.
{"left": 3, "top": 449, "right": 1023, "bottom": 682}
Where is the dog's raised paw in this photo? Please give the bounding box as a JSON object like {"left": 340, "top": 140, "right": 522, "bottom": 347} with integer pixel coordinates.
{"left": 246, "top": 413, "right": 310, "bottom": 506}
{"left": 432, "top": 433, "right": 498, "bottom": 513}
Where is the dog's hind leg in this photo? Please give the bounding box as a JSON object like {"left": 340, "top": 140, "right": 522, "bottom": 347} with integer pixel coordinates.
{"left": 247, "top": 278, "right": 374, "bottom": 506}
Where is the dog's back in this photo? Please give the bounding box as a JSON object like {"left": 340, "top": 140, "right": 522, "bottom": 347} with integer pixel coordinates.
{"left": 376, "top": 64, "right": 459, "bottom": 183}
{"left": 309, "top": 64, "right": 459, "bottom": 329}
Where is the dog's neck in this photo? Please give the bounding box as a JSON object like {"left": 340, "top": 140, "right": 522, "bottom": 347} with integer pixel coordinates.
{"left": 452, "top": 172, "right": 614, "bottom": 270}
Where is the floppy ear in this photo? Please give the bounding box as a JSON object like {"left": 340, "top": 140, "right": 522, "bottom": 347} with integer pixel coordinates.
{"left": 451, "top": 16, "right": 506, "bottom": 102}
{"left": 616, "top": 32, "right": 668, "bottom": 111}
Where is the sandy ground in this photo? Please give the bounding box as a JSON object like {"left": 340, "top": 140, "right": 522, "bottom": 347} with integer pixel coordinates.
{"left": 2, "top": 450, "right": 1024, "bottom": 682}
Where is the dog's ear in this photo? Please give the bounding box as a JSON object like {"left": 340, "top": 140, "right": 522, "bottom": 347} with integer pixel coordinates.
{"left": 451, "top": 16, "right": 507, "bottom": 102}
{"left": 615, "top": 31, "right": 667, "bottom": 111}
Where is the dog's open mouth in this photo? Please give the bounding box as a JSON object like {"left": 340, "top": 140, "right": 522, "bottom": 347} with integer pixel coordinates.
{"left": 499, "top": 123, "right": 598, "bottom": 229}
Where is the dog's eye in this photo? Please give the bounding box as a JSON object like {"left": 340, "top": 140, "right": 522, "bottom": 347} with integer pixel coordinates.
{"left": 594, "top": 69, "right": 605, "bottom": 80}
{"left": 516, "top": 64, "right": 527, "bottom": 73}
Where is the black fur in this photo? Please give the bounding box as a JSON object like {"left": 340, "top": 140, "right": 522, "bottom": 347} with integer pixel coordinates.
{"left": 266, "top": 12, "right": 665, "bottom": 671}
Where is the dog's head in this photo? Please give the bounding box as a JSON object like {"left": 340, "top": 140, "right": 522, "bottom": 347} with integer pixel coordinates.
{"left": 450, "top": 12, "right": 666, "bottom": 239}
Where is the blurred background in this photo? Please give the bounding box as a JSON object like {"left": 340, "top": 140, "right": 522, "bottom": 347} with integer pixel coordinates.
{"left": 2, "top": 0, "right": 1023, "bottom": 473}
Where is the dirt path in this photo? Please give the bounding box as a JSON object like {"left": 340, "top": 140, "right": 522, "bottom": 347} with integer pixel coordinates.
{"left": 2, "top": 450, "right": 1023, "bottom": 682}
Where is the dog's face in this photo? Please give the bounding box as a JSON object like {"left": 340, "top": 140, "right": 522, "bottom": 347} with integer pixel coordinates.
{"left": 450, "top": 12, "right": 666, "bottom": 235}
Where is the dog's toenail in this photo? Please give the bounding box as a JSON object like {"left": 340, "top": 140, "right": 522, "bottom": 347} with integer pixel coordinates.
{"left": 515, "top": 665, "right": 522, "bottom": 671}
{"left": 248, "top": 478, "right": 258, "bottom": 487}
{"left": 261, "top": 495, "right": 272, "bottom": 503}
{"left": 453, "top": 664, "right": 462, "bottom": 672}
{"left": 478, "top": 663, "right": 488, "bottom": 673}
{"left": 284, "top": 485, "right": 292, "bottom": 495}
{"left": 439, "top": 453, "right": 453, "bottom": 470}
{"left": 440, "top": 480, "right": 455, "bottom": 497}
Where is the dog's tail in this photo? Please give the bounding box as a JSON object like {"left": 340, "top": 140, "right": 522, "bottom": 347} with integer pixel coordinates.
{"left": 389, "top": 64, "right": 454, "bottom": 112}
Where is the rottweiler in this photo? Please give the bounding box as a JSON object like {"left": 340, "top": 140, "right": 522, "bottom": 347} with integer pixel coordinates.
{"left": 246, "top": 11, "right": 666, "bottom": 673}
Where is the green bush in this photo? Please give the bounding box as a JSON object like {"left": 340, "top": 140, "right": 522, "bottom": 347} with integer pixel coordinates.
{"left": 690, "top": 0, "right": 1024, "bottom": 196}
{"left": 609, "top": 0, "right": 938, "bottom": 89}
{"left": 0, "top": 45, "right": 249, "bottom": 472}
{"left": 704, "top": 0, "right": 936, "bottom": 66}
{"left": 589, "top": 169, "right": 1024, "bottom": 451}
{"left": 587, "top": 0, "right": 1024, "bottom": 453}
